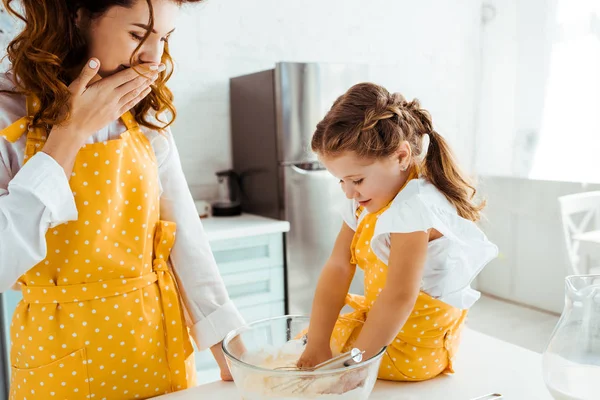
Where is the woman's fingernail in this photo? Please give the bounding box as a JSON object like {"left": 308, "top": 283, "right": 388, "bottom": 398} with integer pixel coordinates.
{"left": 149, "top": 65, "right": 159, "bottom": 71}
{"left": 88, "top": 59, "right": 98, "bottom": 69}
{"left": 158, "top": 65, "right": 166, "bottom": 72}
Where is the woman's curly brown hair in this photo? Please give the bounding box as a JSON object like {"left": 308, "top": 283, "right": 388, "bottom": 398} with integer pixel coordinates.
{"left": 1, "top": 0, "right": 203, "bottom": 131}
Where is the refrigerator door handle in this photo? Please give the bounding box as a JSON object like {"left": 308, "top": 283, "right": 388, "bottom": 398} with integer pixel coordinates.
{"left": 288, "top": 163, "right": 333, "bottom": 178}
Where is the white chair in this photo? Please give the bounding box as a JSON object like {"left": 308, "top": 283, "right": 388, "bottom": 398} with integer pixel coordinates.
{"left": 559, "top": 191, "right": 600, "bottom": 275}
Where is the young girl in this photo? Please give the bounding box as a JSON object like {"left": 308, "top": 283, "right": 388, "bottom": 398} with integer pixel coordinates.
{"left": 0, "top": 1, "right": 244, "bottom": 398}
{"left": 297, "top": 83, "right": 498, "bottom": 382}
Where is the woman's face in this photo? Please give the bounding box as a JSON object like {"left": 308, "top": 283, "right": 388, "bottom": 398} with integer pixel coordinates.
{"left": 78, "top": 0, "right": 179, "bottom": 77}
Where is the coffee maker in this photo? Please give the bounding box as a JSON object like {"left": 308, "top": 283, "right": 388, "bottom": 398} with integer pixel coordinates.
{"left": 212, "top": 169, "right": 242, "bottom": 217}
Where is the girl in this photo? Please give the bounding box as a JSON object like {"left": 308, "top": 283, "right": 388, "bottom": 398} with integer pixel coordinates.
{"left": 297, "top": 83, "right": 498, "bottom": 382}
{"left": 0, "top": 1, "right": 244, "bottom": 398}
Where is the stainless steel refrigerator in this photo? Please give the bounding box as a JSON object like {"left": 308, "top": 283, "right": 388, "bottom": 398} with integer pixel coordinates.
{"left": 230, "top": 62, "right": 369, "bottom": 315}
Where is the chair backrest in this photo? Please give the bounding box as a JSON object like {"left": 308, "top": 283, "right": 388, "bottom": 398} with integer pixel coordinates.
{"left": 558, "top": 191, "right": 600, "bottom": 275}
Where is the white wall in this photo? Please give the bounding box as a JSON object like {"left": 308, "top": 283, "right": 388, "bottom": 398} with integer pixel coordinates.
{"left": 0, "top": 1, "right": 483, "bottom": 199}
{"left": 475, "top": 177, "right": 600, "bottom": 313}
{"left": 476, "top": 0, "right": 600, "bottom": 183}
{"left": 0, "top": 5, "right": 20, "bottom": 72}
{"left": 472, "top": 0, "right": 600, "bottom": 313}
{"left": 475, "top": 0, "right": 554, "bottom": 178}
{"left": 167, "top": 0, "right": 483, "bottom": 199}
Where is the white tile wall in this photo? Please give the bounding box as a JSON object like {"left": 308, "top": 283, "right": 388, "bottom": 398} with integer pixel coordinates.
{"left": 475, "top": 0, "right": 556, "bottom": 179}
{"left": 0, "top": 5, "right": 21, "bottom": 72}
{"left": 0, "top": 1, "right": 483, "bottom": 198}
{"left": 165, "top": 0, "right": 483, "bottom": 198}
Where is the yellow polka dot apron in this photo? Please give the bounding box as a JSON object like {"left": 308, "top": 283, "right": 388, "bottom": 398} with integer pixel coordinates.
{"left": 330, "top": 170, "right": 467, "bottom": 382}
{"left": 1, "top": 96, "right": 196, "bottom": 399}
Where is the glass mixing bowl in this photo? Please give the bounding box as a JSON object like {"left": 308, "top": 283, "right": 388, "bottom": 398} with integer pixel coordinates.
{"left": 222, "top": 315, "right": 386, "bottom": 399}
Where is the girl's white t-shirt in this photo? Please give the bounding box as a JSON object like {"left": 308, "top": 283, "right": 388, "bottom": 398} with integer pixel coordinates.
{"left": 341, "top": 177, "right": 498, "bottom": 309}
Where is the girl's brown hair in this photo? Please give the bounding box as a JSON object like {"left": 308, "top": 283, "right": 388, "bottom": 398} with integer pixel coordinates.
{"left": 312, "top": 82, "right": 484, "bottom": 222}
{"left": 1, "top": 0, "right": 202, "bottom": 131}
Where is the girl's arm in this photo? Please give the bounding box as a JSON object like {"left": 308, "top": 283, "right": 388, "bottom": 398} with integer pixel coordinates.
{"left": 298, "top": 222, "right": 356, "bottom": 367}
{"left": 352, "top": 230, "right": 429, "bottom": 359}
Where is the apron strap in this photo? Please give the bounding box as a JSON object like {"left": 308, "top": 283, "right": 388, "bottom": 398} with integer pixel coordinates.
{"left": 21, "top": 95, "right": 141, "bottom": 162}
{"left": 0, "top": 94, "right": 42, "bottom": 152}
{"left": 120, "top": 110, "right": 139, "bottom": 131}
{"left": 349, "top": 167, "right": 419, "bottom": 265}
{"left": 1, "top": 92, "right": 143, "bottom": 162}
{"left": 0, "top": 116, "right": 30, "bottom": 144}
{"left": 23, "top": 94, "right": 46, "bottom": 163}
{"left": 152, "top": 220, "right": 195, "bottom": 391}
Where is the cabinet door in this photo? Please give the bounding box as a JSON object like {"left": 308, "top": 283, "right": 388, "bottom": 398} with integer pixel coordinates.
{"left": 223, "top": 267, "right": 284, "bottom": 308}
{"left": 210, "top": 234, "right": 284, "bottom": 275}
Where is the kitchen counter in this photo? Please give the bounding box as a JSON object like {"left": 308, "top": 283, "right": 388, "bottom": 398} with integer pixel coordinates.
{"left": 199, "top": 212, "right": 290, "bottom": 242}
{"left": 156, "top": 328, "right": 552, "bottom": 399}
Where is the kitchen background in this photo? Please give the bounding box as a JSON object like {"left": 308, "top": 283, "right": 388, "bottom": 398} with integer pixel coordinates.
{"left": 168, "top": 0, "right": 599, "bottom": 316}
{"left": 1, "top": 0, "right": 599, "bottom": 391}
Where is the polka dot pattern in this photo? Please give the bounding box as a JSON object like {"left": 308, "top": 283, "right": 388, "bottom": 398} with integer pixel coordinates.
{"left": 0, "top": 116, "right": 31, "bottom": 144}
{"left": 8, "top": 102, "right": 196, "bottom": 399}
{"left": 330, "top": 169, "right": 468, "bottom": 382}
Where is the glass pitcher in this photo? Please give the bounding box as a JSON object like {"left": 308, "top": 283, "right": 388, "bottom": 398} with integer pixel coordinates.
{"left": 543, "top": 275, "right": 600, "bottom": 399}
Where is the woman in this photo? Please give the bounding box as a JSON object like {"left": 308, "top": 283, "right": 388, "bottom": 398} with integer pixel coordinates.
{"left": 0, "top": 1, "right": 244, "bottom": 398}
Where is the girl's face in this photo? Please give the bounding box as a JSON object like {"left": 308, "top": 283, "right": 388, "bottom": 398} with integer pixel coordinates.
{"left": 321, "top": 149, "right": 411, "bottom": 213}
{"left": 78, "top": 0, "right": 179, "bottom": 77}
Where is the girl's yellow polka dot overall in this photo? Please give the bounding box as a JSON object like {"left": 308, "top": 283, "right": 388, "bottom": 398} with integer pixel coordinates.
{"left": 330, "top": 170, "right": 468, "bottom": 382}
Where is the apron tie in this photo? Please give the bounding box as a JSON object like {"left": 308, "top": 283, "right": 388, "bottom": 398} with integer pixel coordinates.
{"left": 21, "top": 273, "right": 158, "bottom": 304}
{"left": 152, "top": 221, "right": 194, "bottom": 391}
{"left": 20, "top": 220, "right": 194, "bottom": 393}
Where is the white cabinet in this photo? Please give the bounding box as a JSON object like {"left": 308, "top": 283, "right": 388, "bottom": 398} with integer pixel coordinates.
{"left": 194, "top": 231, "right": 287, "bottom": 383}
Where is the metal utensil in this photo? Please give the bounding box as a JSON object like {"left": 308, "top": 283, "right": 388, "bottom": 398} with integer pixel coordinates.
{"left": 270, "top": 348, "right": 365, "bottom": 393}
{"left": 313, "top": 348, "right": 365, "bottom": 370}
{"left": 274, "top": 348, "right": 364, "bottom": 372}
{"left": 470, "top": 394, "right": 503, "bottom": 400}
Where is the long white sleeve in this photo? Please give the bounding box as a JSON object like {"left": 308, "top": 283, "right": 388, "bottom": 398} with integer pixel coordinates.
{"left": 156, "top": 129, "right": 245, "bottom": 350}
{"left": 0, "top": 73, "right": 79, "bottom": 292}
{"left": 0, "top": 151, "right": 78, "bottom": 292}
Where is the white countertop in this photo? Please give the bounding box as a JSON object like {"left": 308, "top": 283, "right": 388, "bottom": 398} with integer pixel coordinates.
{"left": 199, "top": 213, "right": 290, "bottom": 242}
{"left": 156, "top": 328, "right": 552, "bottom": 400}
